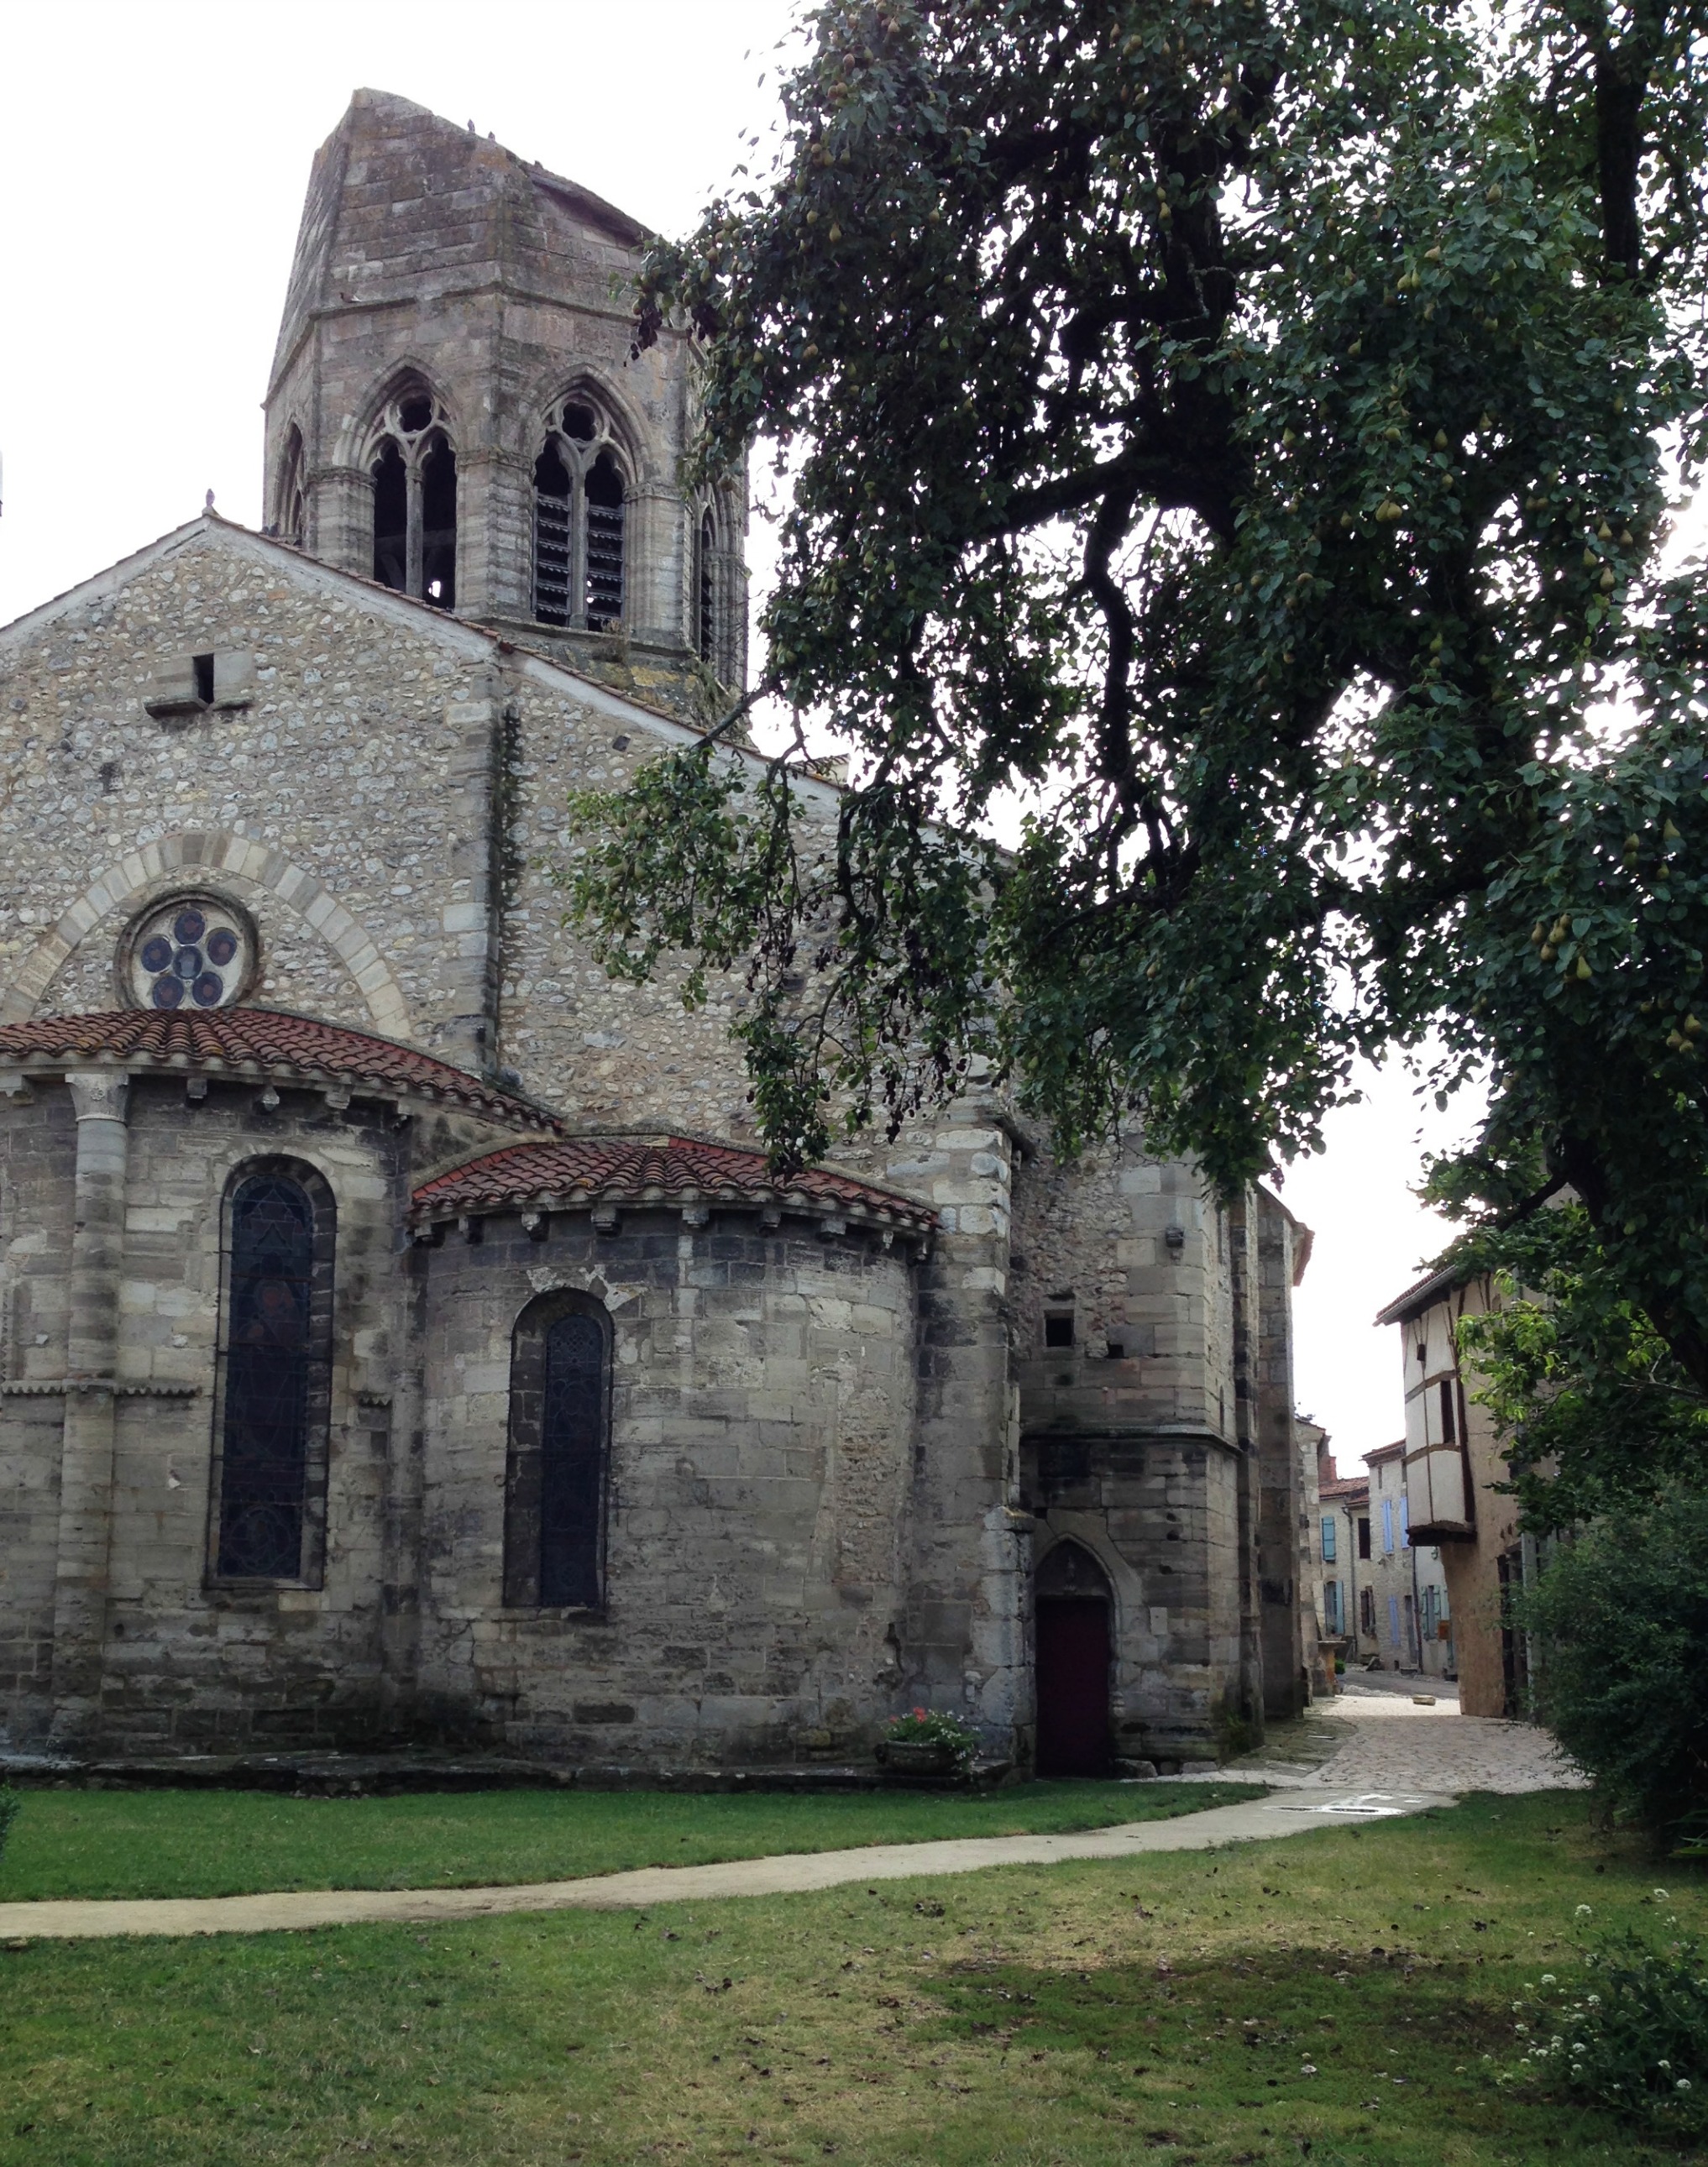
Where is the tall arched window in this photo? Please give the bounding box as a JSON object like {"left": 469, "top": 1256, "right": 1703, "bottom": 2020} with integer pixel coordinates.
{"left": 369, "top": 385, "right": 456, "bottom": 608}
{"left": 505, "top": 1295, "right": 610, "bottom": 1608}
{"left": 276, "top": 425, "right": 307, "bottom": 550}
{"left": 696, "top": 505, "right": 718, "bottom": 665}
{"left": 532, "top": 400, "right": 626, "bottom": 631}
{"left": 211, "top": 1161, "right": 336, "bottom": 1583}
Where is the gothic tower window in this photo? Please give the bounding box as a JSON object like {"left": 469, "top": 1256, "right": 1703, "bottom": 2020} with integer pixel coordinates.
{"left": 696, "top": 505, "right": 718, "bottom": 666}
{"left": 504, "top": 1293, "right": 610, "bottom": 1608}
{"left": 211, "top": 1161, "right": 335, "bottom": 1585}
{"left": 276, "top": 425, "right": 307, "bottom": 550}
{"left": 369, "top": 387, "right": 456, "bottom": 608}
{"left": 532, "top": 400, "right": 627, "bottom": 631}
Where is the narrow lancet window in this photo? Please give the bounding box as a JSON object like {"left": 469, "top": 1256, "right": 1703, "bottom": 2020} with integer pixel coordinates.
{"left": 212, "top": 1165, "right": 334, "bottom": 1583}
{"left": 697, "top": 507, "right": 717, "bottom": 663}
{"left": 505, "top": 1295, "right": 610, "bottom": 1608}
{"left": 531, "top": 398, "right": 628, "bottom": 631}
{"left": 369, "top": 386, "right": 455, "bottom": 607}
{"left": 277, "top": 425, "right": 307, "bottom": 550}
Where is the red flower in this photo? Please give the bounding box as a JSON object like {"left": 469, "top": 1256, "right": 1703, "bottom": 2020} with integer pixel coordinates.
{"left": 913, "top": 1706, "right": 927, "bottom": 1719}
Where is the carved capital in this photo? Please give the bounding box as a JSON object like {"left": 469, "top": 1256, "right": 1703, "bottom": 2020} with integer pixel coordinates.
{"left": 64, "top": 1070, "right": 131, "bottom": 1125}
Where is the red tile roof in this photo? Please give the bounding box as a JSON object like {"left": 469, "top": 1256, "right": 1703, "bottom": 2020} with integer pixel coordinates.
{"left": 411, "top": 1134, "right": 937, "bottom": 1234}
{"left": 1321, "top": 1475, "right": 1370, "bottom": 1500}
{"left": 0, "top": 1008, "right": 556, "bottom": 1131}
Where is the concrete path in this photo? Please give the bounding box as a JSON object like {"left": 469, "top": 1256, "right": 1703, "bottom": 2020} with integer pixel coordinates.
{"left": 0, "top": 1789, "right": 1454, "bottom": 1942}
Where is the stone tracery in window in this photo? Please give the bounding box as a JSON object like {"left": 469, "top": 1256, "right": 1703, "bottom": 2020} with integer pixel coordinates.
{"left": 123, "top": 894, "right": 256, "bottom": 1011}
{"left": 532, "top": 400, "right": 626, "bottom": 631}
{"left": 369, "top": 385, "right": 457, "bottom": 608}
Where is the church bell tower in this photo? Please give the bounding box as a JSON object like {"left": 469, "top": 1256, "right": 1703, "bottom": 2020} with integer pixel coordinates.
{"left": 263, "top": 89, "right": 745, "bottom": 715}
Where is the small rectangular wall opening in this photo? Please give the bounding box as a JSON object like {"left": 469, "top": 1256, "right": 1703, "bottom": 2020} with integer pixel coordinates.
{"left": 1044, "top": 1311, "right": 1075, "bottom": 1348}
{"left": 192, "top": 653, "right": 216, "bottom": 705}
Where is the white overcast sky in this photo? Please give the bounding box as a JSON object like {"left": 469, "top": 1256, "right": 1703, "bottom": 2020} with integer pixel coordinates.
{"left": 0, "top": 0, "right": 1473, "bottom": 1461}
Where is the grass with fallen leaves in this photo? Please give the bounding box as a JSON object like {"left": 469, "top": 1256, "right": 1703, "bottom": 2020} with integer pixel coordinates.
{"left": 2, "top": 1793, "right": 1705, "bottom": 2164}
{"left": 0, "top": 1779, "right": 1259, "bottom": 1902}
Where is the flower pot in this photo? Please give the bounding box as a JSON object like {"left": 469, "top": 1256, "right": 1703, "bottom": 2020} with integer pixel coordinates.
{"left": 877, "top": 1739, "right": 963, "bottom": 1778}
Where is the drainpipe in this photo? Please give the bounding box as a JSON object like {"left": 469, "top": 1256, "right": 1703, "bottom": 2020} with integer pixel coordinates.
{"left": 47, "top": 1070, "right": 131, "bottom": 1750}
{"left": 1343, "top": 1500, "right": 1360, "bottom": 1663}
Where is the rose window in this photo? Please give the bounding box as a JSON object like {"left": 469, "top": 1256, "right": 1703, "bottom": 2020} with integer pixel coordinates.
{"left": 126, "top": 898, "right": 253, "bottom": 1011}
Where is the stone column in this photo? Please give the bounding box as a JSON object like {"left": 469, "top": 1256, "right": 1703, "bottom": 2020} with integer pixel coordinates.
{"left": 457, "top": 448, "right": 534, "bottom": 622}
{"left": 896, "top": 1098, "right": 1030, "bottom": 1761}
{"left": 1226, "top": 1191, "right": 1266, "bottom": 1738}
{"left": 46, "top": 1070, "right": 130, "bottom": 1750}
{"left": 1255, "top": 1191, "right": 1309, "bottom": 1719}
{"left": 311, "top": 463, "right": 375, "bottom": 580}
{"left": 434, "top": 667, "right": 507, "bottom": 1075}
{"left": 378, "top": 1247, "right": 430, "bottom": 1734}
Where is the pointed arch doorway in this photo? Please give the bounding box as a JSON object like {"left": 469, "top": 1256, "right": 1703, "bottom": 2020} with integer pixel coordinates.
{"left": 1034, "top": 1539, "right": 1114, "bottom": 1777}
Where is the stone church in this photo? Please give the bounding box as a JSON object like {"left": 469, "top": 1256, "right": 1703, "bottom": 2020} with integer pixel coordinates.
{"left": 0, "top": 90, "right": 1318, "bottom": 1777}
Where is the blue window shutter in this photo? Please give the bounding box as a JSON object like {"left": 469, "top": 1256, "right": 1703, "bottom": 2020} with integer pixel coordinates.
{"left": 1401, "top": 1494, "right": 1410, "bottom": 1543}
{"left": 1381, "top": 1498, "right": 1395, "bottom": 1553}
{"left": 1322, "top": 1515, "right": 1337, "bottom": 1562}
{"left": 1387, "top": 1594, "right": 1401, "bottom": 1645}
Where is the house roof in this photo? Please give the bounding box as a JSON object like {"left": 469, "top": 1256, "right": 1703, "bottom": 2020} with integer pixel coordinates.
{"left": 1320, "top": 1474, "right": 1370, "bottom": 1501}
{"left": 410, "top": 1133, "right": 938, "bottom": 1235}
{"left": 1375, "top": 1256, "right": 1474, "bottom": 1328}
{"left": 0, "top": 1008, "right": 558, "bottom": 1131}
{"left": 1365, "top": 1440, "right": 1406, "bottom": 1465}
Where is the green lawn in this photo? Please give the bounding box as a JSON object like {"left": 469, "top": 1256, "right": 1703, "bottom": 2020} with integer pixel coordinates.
{"left": 0, "top": 1793, "right": 1703, "bottom": 2164}
{"left": 0, "top": 1779, "right": 1260, "bottom": 1902}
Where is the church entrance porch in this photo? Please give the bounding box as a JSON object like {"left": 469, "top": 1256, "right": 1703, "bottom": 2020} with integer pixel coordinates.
{"left": 1033, "top": 1541, "right": 1113, "bottom": 1777}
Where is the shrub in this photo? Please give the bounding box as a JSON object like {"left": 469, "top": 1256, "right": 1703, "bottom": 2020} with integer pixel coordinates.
{"left": 0, "top": 1787, "right": 18, "bottom": 1867}
{"left": 1501, "top": 1921, "right": 1708, "bottom": 2137}
{"left": 1517, "top": 1479, "right": 1708, "bottom": 1850}
{"left": 882, "top": 1708, "right": 982, "bottom": 1761}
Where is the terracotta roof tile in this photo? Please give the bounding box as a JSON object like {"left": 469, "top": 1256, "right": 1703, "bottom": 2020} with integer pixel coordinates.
{"left": 0, "top": 1008, "right": 556, "bottom": 1131}
{"left": 411, "top": 1134, "right": 936, "bottom": 1233}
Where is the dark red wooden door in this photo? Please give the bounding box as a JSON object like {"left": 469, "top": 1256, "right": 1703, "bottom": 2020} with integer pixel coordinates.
{"left": 1035, "top": 1599, "right": 1111, "bottom": 1776}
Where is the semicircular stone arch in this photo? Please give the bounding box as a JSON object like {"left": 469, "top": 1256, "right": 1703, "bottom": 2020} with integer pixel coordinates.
{"left": 0, "top": 830, "right": 412, "bottom": 1038}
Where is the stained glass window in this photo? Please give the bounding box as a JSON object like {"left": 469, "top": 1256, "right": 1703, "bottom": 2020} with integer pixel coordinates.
{"left": 214, "top": 1170, "right": 330, "bottom": 1581}
{"left": 126, "top": 896, "right": 252, "bottom": 1010}
{"left": 506, "top": 1299, "right": 609, "bottom": 1609}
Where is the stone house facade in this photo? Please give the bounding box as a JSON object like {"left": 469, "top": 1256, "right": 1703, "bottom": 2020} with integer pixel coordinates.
{"left": 0, "top": 90, "right": 1318, "bottom": 1775}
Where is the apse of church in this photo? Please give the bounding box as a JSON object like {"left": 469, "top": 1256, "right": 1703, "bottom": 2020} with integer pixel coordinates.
{"left": 0, "top": 92, "right": 1317, "bottom": 1776}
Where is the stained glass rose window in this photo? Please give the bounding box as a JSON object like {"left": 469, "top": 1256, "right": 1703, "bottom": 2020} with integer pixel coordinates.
{"left": 123, "top": 896, "right": 254, "bottom": 1010}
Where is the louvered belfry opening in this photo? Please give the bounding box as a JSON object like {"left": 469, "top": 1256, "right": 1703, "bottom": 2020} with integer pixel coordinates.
{"left": 212, "top": 1165, "right": 334, "bottom": 1583}
{"left": 531, "top": 399, "right": 626, "bottom": 633}
{"left": 532, "top": 443, "right": 574, "bottom": 625}
{"left": 505, "top": 1295, "right": 610, "bottom": 1609}
{"left": 584, "top": 453, "right": 626, "bottom": 630}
